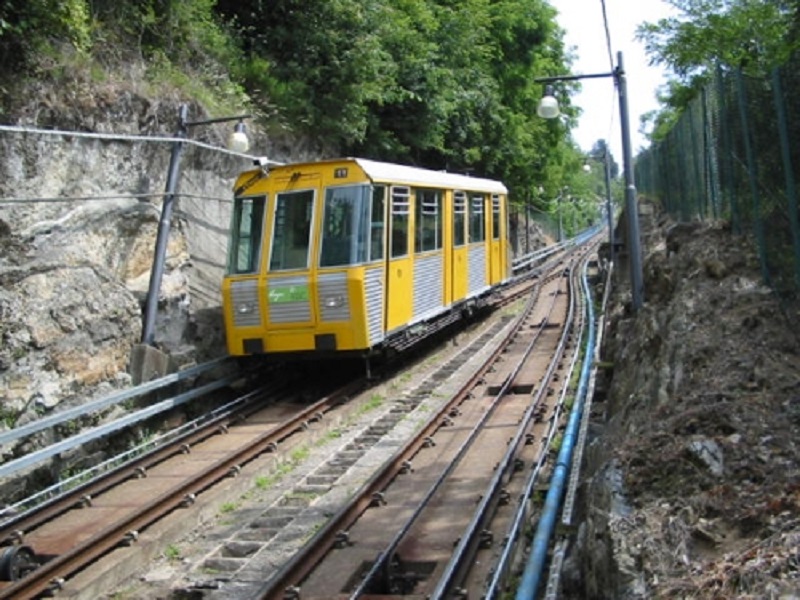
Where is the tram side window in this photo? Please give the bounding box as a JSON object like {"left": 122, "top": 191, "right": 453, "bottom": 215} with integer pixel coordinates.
{"left": 453, "top": 191, "right": 467, "bottom": 247}
{"left": 492, "top": 194, "right": 501, "bottom": 240}
{"left": 469, "top": 194, "right": 485, "bottom": 243}
{"left": 415, "top": 189, "right": 442, "bottom": 253}
{"left": 390, "top": 186, "right": 410, "bottom": 258}
{"left": 269, "top": 189, "right": 314, "bottom": 271}
{"left": 371, "top": 185, "right": 385, "bottom": 261}
{"left": 227, "top": 195, "right": 266, "bottom": 274}
{"left": 320, "top": 185, "right": 370, "bottom": 267}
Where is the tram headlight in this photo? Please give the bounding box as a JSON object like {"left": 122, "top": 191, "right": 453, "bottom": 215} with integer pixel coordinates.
{"left": 237, "top": 302, "right": 256, "bottom": 314}
{"left": 322, "top": 295, "right": 346, "bottom": 309}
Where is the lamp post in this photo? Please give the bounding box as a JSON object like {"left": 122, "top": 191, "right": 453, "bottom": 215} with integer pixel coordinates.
{"left": 602, "top": 146, "right": 616, "bottom": 264}
{"left": 583, "top": 149, "right": 616, "bottom": 264}
{"left": 140, "top": 104, "right": 251, "bottom": 346}
{"left": 535, "top": 51, "right": 644, "bottom": 311}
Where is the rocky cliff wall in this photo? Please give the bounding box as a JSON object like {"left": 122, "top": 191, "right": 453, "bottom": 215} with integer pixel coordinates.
{"left": 0, "top": 91, "right": 318, "bottom": 433}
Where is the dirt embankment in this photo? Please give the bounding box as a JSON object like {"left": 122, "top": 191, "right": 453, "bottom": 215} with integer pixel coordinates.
{"left": 572, "top": 210, "right": 800, "bottom": 598}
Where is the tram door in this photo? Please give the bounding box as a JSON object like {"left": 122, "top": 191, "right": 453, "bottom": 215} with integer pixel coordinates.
{"left": 451, "top": 191, "right": 469, "bottom": 301}
{"left": 385, "top": 186, "right": 413, "bottom": 332}
{"left": 488, "top": 194, "right": 503, "bottom": 285}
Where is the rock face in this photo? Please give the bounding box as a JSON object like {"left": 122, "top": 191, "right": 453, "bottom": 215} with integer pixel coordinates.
{"left": 0, "top": 91, "right": 311, "bottom": 435}
{"left": 570, "top": 208, "right": 800, "bottom": 598}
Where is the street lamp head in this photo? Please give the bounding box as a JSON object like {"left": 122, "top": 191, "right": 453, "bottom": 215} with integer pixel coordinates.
{"left": 536, "top": 85, "right": 560, "bottom": 119}
{"left": 228, "top": 120, "right": 250, "bottom": 153}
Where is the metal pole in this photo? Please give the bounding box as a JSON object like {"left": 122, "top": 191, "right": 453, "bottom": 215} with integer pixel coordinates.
{"left": 735, "top": 68, "right": 769, "bottom": 285}
{"left": 141, "top": 104, "right": 188, "bottom": 346}
{"left": 771, "top": 67, "right": 800, "bottom": 286}
{"left": 603, "top": 148, "right": 615, "bottom": 263}
{"left": 525, "top": 191, "right": 530, "bottom": 254}
{"left": 557, "top": 193, "right": 563, "bottom": 242}
{"left": 615, "top": 52, "right": 644, "bottom": 310}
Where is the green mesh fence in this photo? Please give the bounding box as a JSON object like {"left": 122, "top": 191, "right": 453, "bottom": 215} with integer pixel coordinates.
{"left": 510, "top": 205, "right": 559, "bottom": 257}
{"left": 636, "top": 56, "right": 800, "bottom": 302}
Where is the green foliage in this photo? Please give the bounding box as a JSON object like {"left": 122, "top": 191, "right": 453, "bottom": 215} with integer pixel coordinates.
{"left": 217, "top": 0, "right": 575, "bottom": 203}
{"left": 0, "top": 0, "right": 92, "bottom": 65}
{"left": 219, "top": 0, "right": 395, "bottom": 145}
{"left": 550, "top": 432, "right": 563, "bottom": 454}
{"left": 0, "top": 407, "right": 17, "bottom": 428}
{"left": 290, "top": 446, "right": 310, "bottom": 462}
{"left": 1, "top": 0, "right": 588, "bottom": 212}
{"left": 638, "top": 0, "right": 799, "bottom": 79}
{"left": 636, "top": 0, "right": 800, "bottom": 132}
{"left": 1, "top": 0, "right": 250, "bottom": 117}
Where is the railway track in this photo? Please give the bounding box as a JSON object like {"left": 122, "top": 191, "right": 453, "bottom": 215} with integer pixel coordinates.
{"left": 0, "top": 368, "right": 365, "bottom": 599}
{"left": 253, "top": 246, "right": 594, "bottom": 599}
{"left": 0, "top": 240, "right": 597, "bottom": 599}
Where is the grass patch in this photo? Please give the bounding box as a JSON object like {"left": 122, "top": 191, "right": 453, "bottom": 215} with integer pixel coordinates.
{"left": 0, "top": 408, "right": 17, "bottom": 428}
{"left": 253, "top": 444, "right": 312, "bottom": 491}
{"left": 164, "top": 544, "right": 181, "bottom": 561}
{"left": 355, "top": 394, "right": 384, "bottom": 417}
{"left": 315, "top": 428, "right": 343, "bottom": 447}
{"left": 291, "top": 446, "right": 310, "bottom": 462}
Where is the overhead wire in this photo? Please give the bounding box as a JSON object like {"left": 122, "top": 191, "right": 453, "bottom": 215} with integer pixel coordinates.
{"left": 0, "top": 123, "right": 258, "bottom": 160}
{"left": 0, "top": 122, "right": 276, "bottom": 205}
{"left": 0, "top": 192, "right": 234, "bottom": 205}
{"left": 599, "top": 0, "right": 616, "bottom": 72}
{"left": 600, "top": 0, "right": 620, "bottom": 158}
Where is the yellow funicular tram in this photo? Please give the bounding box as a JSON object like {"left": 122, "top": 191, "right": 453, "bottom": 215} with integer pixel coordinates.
{"left": 221, "top": 157, "right": 511, "bottom": 357}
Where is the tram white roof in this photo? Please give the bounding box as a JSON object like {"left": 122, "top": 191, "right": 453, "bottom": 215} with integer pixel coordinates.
{"left": 354, "top": 158, "right": 508, "bottom": 194}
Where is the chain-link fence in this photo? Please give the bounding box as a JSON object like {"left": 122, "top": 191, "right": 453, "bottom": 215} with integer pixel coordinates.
{"left": 509, "top": 204, "right": 560, "bottom": 258}
{"left": 636, "top": 54, "right": 800, "bottom": 303}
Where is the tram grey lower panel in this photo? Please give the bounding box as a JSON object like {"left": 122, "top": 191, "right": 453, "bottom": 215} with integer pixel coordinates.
{"left": 413, "top": 253, "right": 444, "bottom": 320}
{"left": 468, "top": 246, "right": 487, "bottom": 295}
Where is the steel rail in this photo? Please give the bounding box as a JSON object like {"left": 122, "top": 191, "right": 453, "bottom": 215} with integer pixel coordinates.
{"left": 349, "top": 271, "right": 564, "bottom": 598}
{"left": 0, "top": 373, "right": 246, "bottom": 481}
{"left": 0, "top": 357, "right": 234, "bottom": 448}
{"left": 0, "top": 377, "right": 365, "bottom": 599}
{"left": 255, "top": 258, "right": 579, "bottom": 600}
{"left": 484, "top": 246, "right": 593, "bottom": 598}
{"left": 430, "top": 258, "right": 581, "bottom": 599}
{"left": 253, "top": 273, "right": 548, "bottom": 600}
{"left": 0, "top": 382, "right": 282, "bottom": 545}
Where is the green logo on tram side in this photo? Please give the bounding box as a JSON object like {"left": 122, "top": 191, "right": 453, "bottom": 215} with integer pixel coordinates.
{"left": 268, "top": 285, "right": 310, "bottom": 304}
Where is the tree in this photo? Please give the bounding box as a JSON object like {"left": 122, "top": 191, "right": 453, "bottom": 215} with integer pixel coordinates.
{"left": 635, "top": 0, "right": 800, "bottom": 140}
{"left": 217, "top": 0, "right": 574, "bottom": 202}
{"left": 588, "top": 138, "right": 619, "bottom": 179}
{"left": 217, "top": 0, "right": 395, "bottom": 146}
{"left": 637, "top": 0, "right": 800, "bottom": 79}
{"left": 0, "top": 0, "right": 92, "bottom": 67}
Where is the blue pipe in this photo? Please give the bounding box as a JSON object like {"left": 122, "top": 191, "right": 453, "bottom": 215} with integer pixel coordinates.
{"left": 515, "top": 259, "right": 597, "bottom": 599}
